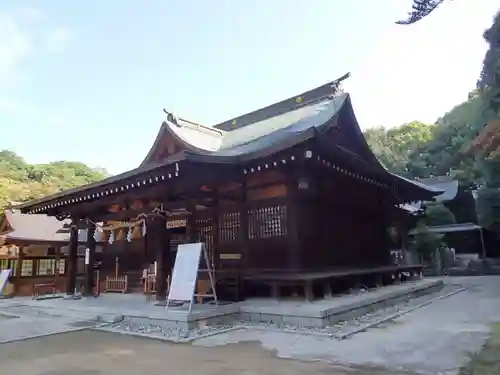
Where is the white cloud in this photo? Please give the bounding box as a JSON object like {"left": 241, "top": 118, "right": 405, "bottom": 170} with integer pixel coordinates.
{"left": 14, "top": 7, "right": 44, "bottom": 23}
{"left": 0, "top": 98, "right": 23, "bottom": 112}
{"left": 0, "top": 8, "right": 72, "bottom": 90}
{"left": 0, "top": 14, "right": 33, "bottom": 88}
{"left": 46, "top": 27, "right": 73, "bottom": 52}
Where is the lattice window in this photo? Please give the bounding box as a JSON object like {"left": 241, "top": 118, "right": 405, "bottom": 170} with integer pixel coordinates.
{"left": 58, "top": 259, "right": 66, "bottom": 275}
{"left": 197, "top": 217, "right": 214, "bottom": 259}
{"left": 20, "top": 259, "right": 33, "bottom": 277}
{"left": 219, "top": 212, "right": 240, "bottom": 244}
{"left": 36, "top": 258, "right": 56, "bottom": 276}
{"left": 248, "top": 205, "right": 287, "bottom": 239}
{"left": 0, "top": 259, "right": 8, "bottom": 270}
{"left": 10, "top": 260, "right": 17, "bottom": 276}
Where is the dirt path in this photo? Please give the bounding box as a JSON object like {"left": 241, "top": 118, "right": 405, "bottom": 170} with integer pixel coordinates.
{"left": 0, "top": 330, "right": 410, "bottom": 375}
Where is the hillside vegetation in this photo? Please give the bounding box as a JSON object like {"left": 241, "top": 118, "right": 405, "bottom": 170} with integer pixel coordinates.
{"left": 0, "top": 150, "right": 108, "bottom": 210}
{"left": 363, "top": 92, "right": 487, "bottom": 188}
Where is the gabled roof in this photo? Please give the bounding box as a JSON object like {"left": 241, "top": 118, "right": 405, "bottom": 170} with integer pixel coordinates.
{"left": 140, "top": 116, "right": 223, "bottom": 166}
{"left": 417, "top": 177, "right": 459, "bottom": 202}
{"left": 141, "top": 75, "right": 349, "bottom": 165}
{"left": 0, "top": 208, "right": 86, "bottom": 243}
{"left": 17, "top": 74, "right": 442, "bottom": 214}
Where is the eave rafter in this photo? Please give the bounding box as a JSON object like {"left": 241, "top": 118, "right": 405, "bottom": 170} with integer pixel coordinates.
{"left": 23, "top": 162, "right": 182, "bottom": 215}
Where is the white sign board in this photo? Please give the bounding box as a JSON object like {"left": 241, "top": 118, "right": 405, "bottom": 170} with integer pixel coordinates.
{"left": 85, "top": 248, "right": 90, "bottom": 265}
{"left": 167, "top": 242, "right": 203, "bottom": 302}
{"left": 0, "top": 269, "right": 12, "bottom": 295}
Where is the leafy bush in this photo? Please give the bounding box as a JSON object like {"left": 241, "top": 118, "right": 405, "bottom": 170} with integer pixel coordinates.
{"left": 424, "top": 203, "right": 456, "bottom": 226}
{"left": 409, "top": 220, "right": 445, "bottom": 262}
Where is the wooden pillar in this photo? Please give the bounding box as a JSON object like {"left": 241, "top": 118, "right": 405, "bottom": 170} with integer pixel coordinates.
{"left": 66, "top": 220, "right": 79, "bottom": 295}
{"left": 84, "top": 221, "right": 96, "bottom": 297}
{"left": 239, "top": 180, "right": 249, "bottom": 270}
{"left": 14, "top": 248, "right": 23, "bottom": 295}
{"left": 187, "top": 201, "right": 198, "bottom": 242}
{"left": 157, "top": 216, "right": 170, "bottom": 302}
{"left": 146, "top": 216, "right": 170, "bottom": 302}
{"left": 286, "top": 173, "right": 300, "bottom": 272}
{"left": 212, "top": 187, "right": 220, "bottom": 270}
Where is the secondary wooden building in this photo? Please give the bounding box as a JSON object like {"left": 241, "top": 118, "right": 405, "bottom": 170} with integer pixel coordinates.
{"left": 0, "top": 207, "right": 87, "bottom": 296}
{"left": 16, "top": 75, "right": 440, "bottom": 301}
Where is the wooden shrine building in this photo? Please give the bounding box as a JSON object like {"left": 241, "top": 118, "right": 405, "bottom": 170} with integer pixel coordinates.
{"left": 0, "top": 207, "right": 87, "bottom": 296}
{"left": 16, "top": 74, "right": 441, "bottom": 302}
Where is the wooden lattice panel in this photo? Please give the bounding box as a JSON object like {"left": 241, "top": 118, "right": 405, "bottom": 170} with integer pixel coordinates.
{"left": 219, "top": 212, "right": 240, "bottom": 244}
{"left": 248, "top": 205, "right": 287, "bottom": 239}
{"left": 197, "top": 216, "right": 214, "bottom": 259}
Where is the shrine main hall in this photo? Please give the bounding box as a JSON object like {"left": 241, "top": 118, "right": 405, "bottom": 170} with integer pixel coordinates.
{"left": 16, "top": 74, "right": 440, "bottom": 302}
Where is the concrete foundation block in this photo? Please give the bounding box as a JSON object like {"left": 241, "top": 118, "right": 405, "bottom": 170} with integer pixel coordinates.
{"left": 260, "top": 314, "right": 283, "bottom": 326}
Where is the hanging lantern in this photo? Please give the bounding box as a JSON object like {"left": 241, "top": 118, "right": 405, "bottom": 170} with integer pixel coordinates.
{"left": 141, "top": 219, "right": 147, "bottom": 236}
{"left": 126, "top": 226, "right": 132, "bottom": 242}
{"left": 108, "top": 230, "right": 115, "bottom": 244}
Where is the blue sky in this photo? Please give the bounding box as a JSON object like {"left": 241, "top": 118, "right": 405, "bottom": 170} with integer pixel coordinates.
{"left": 0, "top": 0, "right": 498, "bottom": 174}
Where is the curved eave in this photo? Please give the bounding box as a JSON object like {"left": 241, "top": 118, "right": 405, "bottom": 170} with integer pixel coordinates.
{"left": 140, "top": 118, "right": 223, "bottom": 167}
{"left": 387, "top": 173, "right": 444, "bottom": 201}
{"left": 16, "top": 152, "right": 190, "bottom": 213}
{"left": 323, "top": 94, "right": 385, "bottom": 169}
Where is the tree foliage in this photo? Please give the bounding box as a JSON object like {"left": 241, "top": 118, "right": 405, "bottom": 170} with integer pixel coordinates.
{"left": 0, "top": 150, "right": 108, "bottom": 210}
{"left": 396, "top": 0, "right": 448, "bottom": 25}
{"left": 409, "top": 220, "right": 445, "bottom": 261}
{"left": 478, "top": 9, "right": 500, "bottom": 118}
{"left": 363, "top": 93, "right": 486, "bottom": 189}
{"left": 424, "top": 203, "right": 456, "bottom": 226}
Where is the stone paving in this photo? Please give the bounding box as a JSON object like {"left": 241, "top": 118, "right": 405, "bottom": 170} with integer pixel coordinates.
{"left": 0, "top": 299, "right": 109, "bottom": 344}
{"left": 195, "top": 276, "right": 500, "bottom": 375}
{"left": 98, "top": 283, "right": 463, "bottom": 342}
{"left": 0, "top": 276, "right": 499, "bottom": 375}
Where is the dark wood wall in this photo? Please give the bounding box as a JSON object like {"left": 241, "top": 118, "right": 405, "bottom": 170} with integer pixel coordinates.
{"left": 88, "top": 161, "right": 394, "bottom": 276}
{"left": 204, "top": 165, "right": 394, "bottom": 274}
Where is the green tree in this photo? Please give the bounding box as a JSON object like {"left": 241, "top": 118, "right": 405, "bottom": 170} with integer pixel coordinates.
{"left": 363, "top": 94, "right": 487, "bottom": 189}
{"left": 477, "top": 10, "right": 500, "bottom": 119}
{"left": 409, "top": 220, "right": 445, "bottom": 261}
{"left": 424, "top": 203, "right": 456, "bottom": 226}
{"left": 396, "top": 0, "right": 448, "bottom": 25}
{"left": 476, "top": 158, "right": 500, "bottom": 231}
{"left": 363, "top": 121, "right": 434, "bottom": 178}
{"left": 0, "top": 150, "right": 108, "bottom": 211}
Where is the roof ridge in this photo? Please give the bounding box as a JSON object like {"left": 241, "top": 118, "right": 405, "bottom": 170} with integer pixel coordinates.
{"left": 213, "top": 73, "right": 350, "bottom": 132}
{"left": 163, "top": 110, "right": 224, "bottom": 136}
{"left": 175, "top": 117, "right": 224, "bottom": 136}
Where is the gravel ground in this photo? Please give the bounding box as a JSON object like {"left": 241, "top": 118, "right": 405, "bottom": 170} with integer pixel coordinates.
{"left": 0, "top": 330, "right": 406, "bottom": 375}
{"left": 100, "top": 284, "right": 464, "bottom": 342}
